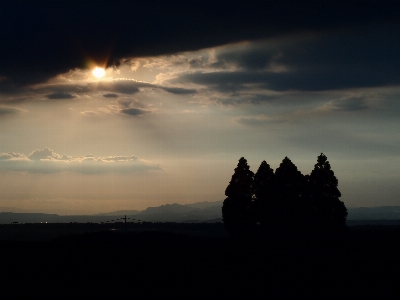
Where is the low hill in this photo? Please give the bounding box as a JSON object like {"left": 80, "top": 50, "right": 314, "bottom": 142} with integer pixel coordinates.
{"left": 2, "top": 203, "right": 399, "bottom": 225}
{"left": 0, "top": 200, "right": 224, "bottom": 224}
{"left": 347, "top": 206, "right": 400, "bottom": 220}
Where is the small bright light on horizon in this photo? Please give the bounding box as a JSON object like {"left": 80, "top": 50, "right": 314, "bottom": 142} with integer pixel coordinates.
{"left": 92, "top": 67, "right": 105, "bottom": 78}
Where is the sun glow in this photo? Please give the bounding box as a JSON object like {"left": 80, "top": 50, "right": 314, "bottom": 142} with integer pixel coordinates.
{"left": 92, "top": 67, "right": 105, "bottom": 78}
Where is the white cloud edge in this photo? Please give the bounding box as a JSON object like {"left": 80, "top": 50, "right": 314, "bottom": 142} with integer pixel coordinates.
{"left": 0, "top": 148, "right": 162, "bottom": 174}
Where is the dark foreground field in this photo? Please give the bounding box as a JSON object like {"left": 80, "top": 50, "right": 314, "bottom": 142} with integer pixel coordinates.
{"left": 1, "top": 223, "right": 399, "bottom": 298}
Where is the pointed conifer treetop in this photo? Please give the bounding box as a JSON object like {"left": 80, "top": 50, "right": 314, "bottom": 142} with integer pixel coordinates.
{"left": 309, "top": 153, "right": 341, "bottom": 199}
{"left": 273, "top": 157, "right": 305, "bottom": 222}
{"left": 275, "top": 156, "right": 303, "bottom": 186}
{"left": 308, "top": 153, "right": 347, "bottom": 227}
{"left": 223, "top": 157, "right": 255, "bottom": 235}
{"left": 225, "top": 157, "right": 254, "bottom": 199}
{"left": 253, "top": 160, "right": 274, "bottom": 200}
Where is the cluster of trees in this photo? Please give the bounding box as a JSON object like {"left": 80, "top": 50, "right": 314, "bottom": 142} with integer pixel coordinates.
{"left": 222, "top": 154, "right": 347, "bottom": 236}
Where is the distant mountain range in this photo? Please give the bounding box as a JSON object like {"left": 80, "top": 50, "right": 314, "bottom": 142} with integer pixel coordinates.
{"left": 1, "top": 202, "right": 399, "bottom": 225}
{"left": 347, "top": 206, "right": 400, "bottom": 220}
{"left": 0, "top": 201, "right": 224, "bottom": 224}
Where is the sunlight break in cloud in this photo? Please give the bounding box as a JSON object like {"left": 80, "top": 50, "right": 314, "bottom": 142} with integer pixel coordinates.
{"left": 0, "top": 148, "right": 162, "bottom": 174}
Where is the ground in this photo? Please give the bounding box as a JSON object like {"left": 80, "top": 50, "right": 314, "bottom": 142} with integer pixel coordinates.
{"left": 1, "top": 223, "right": 399, "bottom": 298}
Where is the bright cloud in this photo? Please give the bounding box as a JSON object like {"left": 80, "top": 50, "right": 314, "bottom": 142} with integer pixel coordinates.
{"left": 0, "top": 148, "right": 162, "bottom": 174}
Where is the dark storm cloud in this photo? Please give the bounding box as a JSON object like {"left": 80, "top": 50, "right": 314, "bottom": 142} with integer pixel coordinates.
{"left": 81, "top": 98, "right": 150, "bottom": 117}
{"left": 171, "top": 71, "right": 263, "bottom": 91}
{"left": 30, "top": 81, "right": 142, "bottom": 96}
{"left": 96, "top": 81, "right": 140, "bottom": 95}
{"left": 215, "top": 46, "right": 275, "bottom": 70}
{"left": 103, "top": 94, "right": 119, "bottom": 98}
{"left": 189, "top": 57, "right": 207, "bottom": 69}
{"left": 219, "top": 94, "right": 278, "bottom": 106}
{"left": 31, "top": 80, "right": 195, "bottom": 101}
{"left": 1, "top": 1, "right": 398, "bottom": 87}
{"left": 160, "top": 87, "right": 196, "bottom": 95}
{"left": 101, "top": 80, "right": 196, "bottom": 95}
{"left": 46, "top": 92, "right": 76, "bottom": 99}
{"left": 171, "top": 24, "right": 400, "bottom": 93}
{"left": 120, "top": 108, "right": 148, "bottom": 116}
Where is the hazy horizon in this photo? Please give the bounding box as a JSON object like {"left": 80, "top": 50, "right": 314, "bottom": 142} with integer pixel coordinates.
{"left": 1, "top": 200, "right": 399, "bottom": 216}
{"left": 0, "top": 200, "right": 225, "bottom": 215}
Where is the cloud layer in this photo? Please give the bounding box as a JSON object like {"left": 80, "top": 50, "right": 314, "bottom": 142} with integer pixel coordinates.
{"left": 165, "top": 27, "right": 400, "bottom": 95}
{"left": 0, "top": 148, "right": 161, "bottom": 174}
{"left": 1, "top": 1, "right": 398, "bottom": 88}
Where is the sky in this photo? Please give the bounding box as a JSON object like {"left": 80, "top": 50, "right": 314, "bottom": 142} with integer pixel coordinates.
{"left": 1, "top": 1, "right": 399, "bottom": 214}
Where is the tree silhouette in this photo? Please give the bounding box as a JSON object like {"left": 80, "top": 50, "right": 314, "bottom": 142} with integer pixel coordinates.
{"left": 253, "top": 161, "right": 275, "bottom": 231}
{"left": 306, "top": 153, "right": 347, "bottom": 229}
{"left": 274, "top": 157, "right": 305, "bottom": 229}
{"left": 223, "top": 154, "right": 348, "bottom": 237}
{"left": 222, "top": 157, "right": 254, "bottom": 235}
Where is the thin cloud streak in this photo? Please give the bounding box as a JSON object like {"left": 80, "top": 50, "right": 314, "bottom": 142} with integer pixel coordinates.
{"left": 0, "top": 148, "right": 162, "bottom": 174}
{"left": 0, "top": 106, "right": 26, "bottom": 116}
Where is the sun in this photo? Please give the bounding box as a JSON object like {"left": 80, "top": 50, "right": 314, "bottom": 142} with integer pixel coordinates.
{"left": 92, "top": 67, "right": 105, "bottom": 78}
